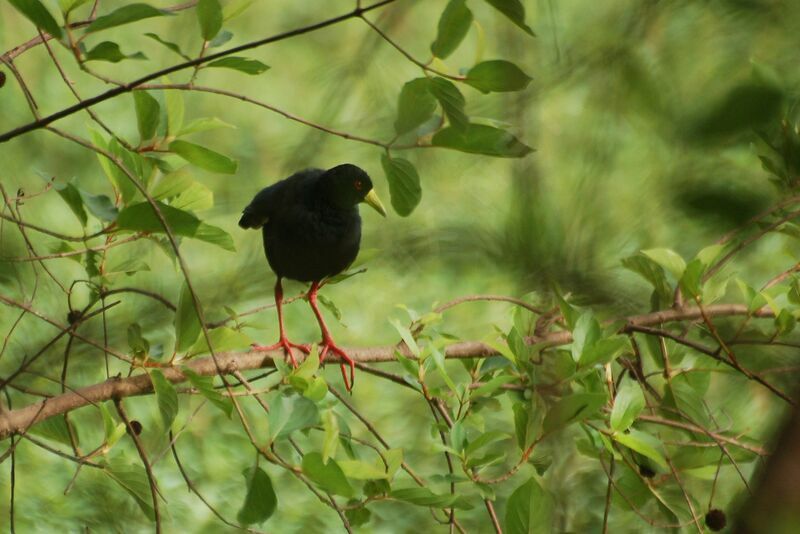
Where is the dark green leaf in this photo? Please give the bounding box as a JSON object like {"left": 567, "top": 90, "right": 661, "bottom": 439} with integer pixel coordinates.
{"left": 117, "top": 201, "right": 236, "bottom": 251}
{"left": 381, "top": 154, "right": 422, "bottom": 216}
{"left": 301, "top": 452, "right": 354, "bottom": 498}
{"left": 182, "top": 368, "right": 233, "bottom": 417}
{"left": 9, "top": 0, "right": 62, "bottom": 38}
{"left": 505, "top": 477, "right": 553, "bottom": 534}
{"left": 206, "top": 56, "right": 269, "bottom": 75}
{"left": 391, "top": 487, "right": 474, "bottom": 509}
{"left": 345, "top": 503, "right": 372, "bottom": 527}
{"left": 268, "top": 394, "right": 320, "bottom": 441}
{"left": 432, "top": 124, "right": 533, "bottom": 157}
{"left": 237, "top": 466, "right": 277, "bottom": 525}
{"left": 84, "top": 41, "right": 147, "bottom": 63}
{"left": 429, "top": 77, "right": 468, "bottom": 132}
{"left": 482, "top": 0, "right": 535, "bottom": 36}
{"left": 144, "top": 33, "right": 190, "bottom": 60}
{"left": 150, "top": 369, "right": 178, "bottom": 429}
{"left": 105, "top": 462, "right": 155, "bottom": 520}
{"left": 542, "top": 393, "right": 606, "bottom": 433}
{"left": 127, "top": 323, "right": 149, "bottom": 356}
{"left": 431, "top": 0, "right": 473, "bottom": 59}
{"left": 80, "top": 191, "right": 118, "bottom": 222}
{"left": 690, "top": 82, "right": 784, "bottom": 141}
{"left": 53, "top": 181, "right": 87, "bottom": 226}
{"left": 133, "top": 91, "right": 160, "bottom": 142}
{"left": 466, "top": 60, "right": 532, "bottom": 93}
{"left": 174, "top": 282, "right": 201, "bottom": 353}
{"left": 86, "top": 4, "right": 168, "bottom": 33}
{"left": 197, "top": 0, "right": 223, "bottom": 40}
{"left": 394, "top": 78, "right": 437, "bottom": 135}
{"left": 169, "top": 140, "right": 238, "bottom": 174}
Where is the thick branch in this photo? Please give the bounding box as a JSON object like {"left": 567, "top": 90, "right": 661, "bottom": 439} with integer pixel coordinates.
{"left": 0, "top": 304, "right": 776, "bottom": 440}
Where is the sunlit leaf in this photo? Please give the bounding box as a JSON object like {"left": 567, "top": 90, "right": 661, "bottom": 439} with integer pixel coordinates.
{"left": 610, "top": 378, "right": 645, "bottom": 432}
{"left": 613, "top": 428, "right": 667, "bottom": 468}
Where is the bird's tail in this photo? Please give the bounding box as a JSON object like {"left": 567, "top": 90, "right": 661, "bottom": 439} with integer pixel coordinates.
{"left": 238, "top": 207, "right": 267, "bottom": 229}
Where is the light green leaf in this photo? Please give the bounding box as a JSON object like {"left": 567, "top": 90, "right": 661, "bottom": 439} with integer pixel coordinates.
{"left": 381, "top": 155, "right": 422, "bottom": 217}
{"left": 177, "top": 117, "right": 237, "bottom": 136}
{"left": 237, "top": 466, "right": 277, "bottom": 525}
{"left": 642, "top": 248, "right": 686, "bottom": 280}
{"left": 164, "top": 85, "right": 184, "bottom": 137}
{"left": 117, "top": 201, "right": 236, "bottom": 251}
{"left": 171, "top": 182, "right": 214, "bottom": 212}
{"left": 610, "top": 378, "right": 645, "bottom": 432}
{"left": 100, "top": 403, "right": 126, "bottom": 447}
{"left": 466, "top": 60, "right": 532, "bottom": 93}
{"left": 613, "top": 428, "right": 667, "bottom": 468}
{"left": 505, "top": 477, "right": 554, "bottom": 534}
{"left": 188, "top": 327, "right": 251, "bottom": 355}
{"left": 391, "top": 487, "right": 474, "bottom": 510}
{"left": 579, "top": 335, "right": 628, "bottom": 367}
{"left": 174, "top": 282, "right": 201, "bottom": 353}
{"left": 151, "top": 169, "right": 194, "bottom": 200}
{"left": 169, "top": 140, "right": 238, "bottom": 174}
{"left": 432, "top": 124, "right": 533, "bottom": 157}
{"left": 338, "top": 460, "right": 388, "bottom": 480}
{"left": 302, "top": 452, "right": 354, "bottom": 498}
{"left": 206, "top": 56, "right": 269, "bottom": 75}
{"left": 133, "top": 91, "right": 160, "bottom": 142}
{"left": 150, "top": 369, "right": 178, "bottom": 429}
{"left": 87, "top": 4, "right": 168, "bottom": 33}
{"left": 322, "top": 409, "right": 339, "bottom": 463}
{"left": 394, "top": 78, "right": 437, "bottom": 135}
{"left": 9, "top": 0, "right": 62, "bottom": 39}
{"left": 197, "top": 0, "right": 223, "bottom": 40}
{"left": 182, "top": 367, "right": 233, "bottom": 417}
{"left": 431, "top": 0, "right": 473, "bottom": 59}
{"left": 390, "top": 318, "right": 420, "bottom": 357}
{"left": 29, "top": 416, "right": 74, "bottom": 446}
{"left": 571, "top": 312, "right": 601, "bottom": 363}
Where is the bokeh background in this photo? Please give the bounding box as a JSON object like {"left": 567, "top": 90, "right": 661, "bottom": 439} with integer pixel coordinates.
{"left": 2, "top": 0, "right": 800, "bottom": 531}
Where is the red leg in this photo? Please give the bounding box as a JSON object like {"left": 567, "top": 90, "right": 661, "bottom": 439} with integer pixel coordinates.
{"left": 251, "top": 278, "right": 310, "bottom": 366}
{"left": 307, "top": 281, "right": 355, "bottom": 391}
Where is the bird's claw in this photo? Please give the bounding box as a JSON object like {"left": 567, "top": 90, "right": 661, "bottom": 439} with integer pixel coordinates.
{"left": 319, "top": 341, "right": 356, "bottom": 392}
{"left": 251, "top": 339, "right": 311, "bottom": 367}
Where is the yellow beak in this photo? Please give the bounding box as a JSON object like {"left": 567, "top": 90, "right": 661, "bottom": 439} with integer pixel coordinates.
{"left": 363, "top": 188, "right": 387, "bottom": 217}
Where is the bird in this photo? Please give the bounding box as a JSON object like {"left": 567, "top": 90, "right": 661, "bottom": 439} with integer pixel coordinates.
{"left": 239, "top": 163, "right": 387, "bottom": 390}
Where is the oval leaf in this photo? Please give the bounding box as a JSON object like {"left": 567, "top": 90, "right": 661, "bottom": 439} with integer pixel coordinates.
{"left": 9, "top": 0, "right": 62, "bottom": 39}
{"left": 466, "top": 60, "right": 532, "bottom": 93}
{"left": 610, "top": 378, "right": 645, "bottom": 432}
{"left": 237, "top": 466, "right": 277, "bottom": 525}
{"left": 150, "top": 369, "right": 178, "bottom": 429}
{"left": 429, "top": 77, "right": 468, "bottom": 132}
{"left": 394, "top": 78, "right": 437, "bottom": 135}
{"left": 197, "top": 0, "right": 223, "bottom": 40}
{"left": 482, "top": 0, "right": 535, "bottom": 36}
{"left": 174, "top": 282, "right": 202, "bottom": 353}
{"left": 432, "top": 124, "right": 533, "bottom": 157}
{"left": 170, "top": 140, "right": 238, "bottom": 174}
{"left": 431, "top": 0, "right": 473, "bottom": 59}
{"left": 206, "top": 56, "right": 269, "bottom": 75}
{"left": 86, "top": 4, "right": 168, "bottom": 33}
{"left": 381, "top": 155, "right": 422, "bottom": 216}
{"left": 301, "top": 452, "right": 354, "bottom": 498}
{"left": 133, "top": 91, "right": 160, "bottom": 142}
{"left": 505, "top": 477, "right": 554, "bottom": 534}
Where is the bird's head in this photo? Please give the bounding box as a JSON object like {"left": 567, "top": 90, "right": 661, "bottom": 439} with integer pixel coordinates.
{"left": 323, "top": 164, "right": 387, "bottom": 217}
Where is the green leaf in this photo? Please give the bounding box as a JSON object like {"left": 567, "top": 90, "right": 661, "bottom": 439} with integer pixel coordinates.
{"left": 610, "top": 378, "right": 645, "bottom": 432}
{"left": 29, "top": 416, "right": 74, "bottom": 447}
{"left": 9, "top": 0, "right": 62, "bottom": 38}
{"left": 133, "top": 91, "right": 160, "bottom": 142}
{"left": 89, "top": 131, "right": 138, "bottom": 204}
{"left": 177, "top": 117, "right": 236, "bottom": 136}
{"left": 431, "top": 0, "right": 473, "bottom": 59}
{"left": 174, "top": 282, "right": 201, "bottom": 353}
{"left": 104, "top": 462, "right": 155, "bottom": 520}
{"left": 466, "top": 60, "right": 532, "bottom": 93}
{"left": 482, "top": 0, "right": 535, "bottom": 36}
{"left": 117, "top": 201, "right": 236, "bottom": 251}
{"left": 171, "top": 182, "right": 214, "bottom": 212}
{"left": 150, "top": 369, "right": 178, "bottom": 429}
{"left": 613, "top": 428, "right": 667, "bottom": 468}
{"left": 182, "top": 368, "right": 233, "bottom": 417}
{"left": 579, "top": 335, "right": 628, "bottom": 367}
{"left": 80, "top": 191, "right": 118, "bottom": 222}
{"left": 169, "top": 140, "right": 238, "bottom": 174}
{"left": 679, "top": 258, "right": 704, "bottom": 298}
{"left": 338, "top": 460, "right": 388, "bottom": 480}
{"left": 85, "top": 41, "right": 147, "bottom": 63}
{"left": 471, "top": 374, "right": 517, "bottom": 398}
{"left": 99, "top": 403, "right": 126, "bottom": 447}
{"left": 690, "top": 82, "right": 784, "bottom": 141}
{"left": 390, "top": 318, "right": 420, "bottom": 357}
{"left": 571, "top": 312, "right": 601, "bottom": 363}
{"left": 164, "top": 85, "right": 184, "bottom": 137}
{"left": 429, "top": 77, "right": 468, "bottom": 132}
{"left": 127, "top": 323, "right": 150, "bottom": 356}
{"left": 144, "top": 33, "right": 190, "bottom": 60}
{"left": 322, "top": 409, "right": 339, "bottom": 463}
{"left": 394, "top": 78, "right": 437, "bottom": 135}
{"left": 465, "top": 431, "right": 509, "bottom": 456}
{"left": 621, "top": 254, "right": 672, "bottom": 304}
{"left": 641, "top": 248, "right": 686, "bottom": 280}
{"left": 381, "top": 155, "right": 422, "bottom": 217}
{"left": 151, "top": 169, "right": 193, "bottom": 200}
{"left": 209, "top": 30, "right": 233, "bottom": 47}
{"left": 542, "top": 393, "right": 606, "bottom": 434}
{"left": 206, "top": 56, "right": 269, "bottom": 75}
{"left": 505, "top": 477, "right": 553, "bottom": 534}
{"left": 53, "top": 181, "right": 88, "bottom": 226}
{"left": 197, "top": 0, "right": 223, "bottom": 40}
{"left": 432, "top": 124, "right": 532, "bottom": 157}
{"left": 301, "top": 452, "right": 354, "bottom": 498}
{"left": 86, "top": 4, "right": 168, "bottom": 33}
{"left": 188, "top": 327, "right": 251, "bottom": 355}
{"left": 268, "top": 394, "right": 320, "bottom": 441}
{"left": 237, "top": 466, "right": 277, "bottom": 525}
{"left": 391, "top": 487, "right": 474, "bottom": 510}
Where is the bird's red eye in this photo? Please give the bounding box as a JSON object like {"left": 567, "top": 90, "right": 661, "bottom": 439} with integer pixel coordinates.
{"left": 354, "top": 180, "right": 363, "bottom": 191}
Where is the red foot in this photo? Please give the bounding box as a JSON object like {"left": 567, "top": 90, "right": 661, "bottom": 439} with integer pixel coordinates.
{"left": 251, "top": 338, "right": 310, "bottom": 367}
{"left": 319, "top": 338, "right": 356, "bottom": 392}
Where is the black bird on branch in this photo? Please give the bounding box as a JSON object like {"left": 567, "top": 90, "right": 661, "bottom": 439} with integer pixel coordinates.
{"left": 239, "top": 164, "right": 387, "bottom": 390}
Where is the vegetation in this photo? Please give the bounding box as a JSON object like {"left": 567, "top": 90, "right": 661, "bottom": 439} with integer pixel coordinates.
{"left": 2, "top": 0, "right": 800, "bottom": 532}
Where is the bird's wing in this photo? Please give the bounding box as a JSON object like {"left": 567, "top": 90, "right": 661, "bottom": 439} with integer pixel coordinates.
{"left": 238, "top": 169, "right": 323, "bottom": 229}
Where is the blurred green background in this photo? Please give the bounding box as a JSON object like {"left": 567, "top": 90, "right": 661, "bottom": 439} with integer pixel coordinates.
{"left": 2, "top": 0, "right": 800, "bottom": 531}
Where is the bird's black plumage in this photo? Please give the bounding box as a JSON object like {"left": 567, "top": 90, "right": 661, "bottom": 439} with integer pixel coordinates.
{"left": 239, "top": 164, "right": 378, "bottom": 282}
